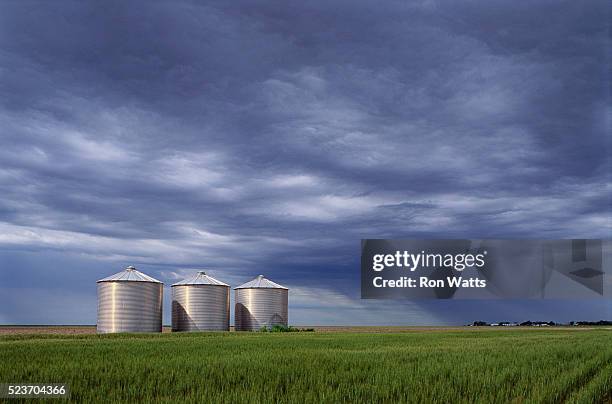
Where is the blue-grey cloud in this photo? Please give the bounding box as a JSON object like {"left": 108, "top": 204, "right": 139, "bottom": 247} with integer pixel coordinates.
{"left": 0, "top": 0, "right": 609, "bottom": 325}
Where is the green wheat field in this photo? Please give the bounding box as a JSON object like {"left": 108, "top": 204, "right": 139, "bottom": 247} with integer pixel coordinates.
{"left": 0, "top": 328, "right": 610, "bottom": 403}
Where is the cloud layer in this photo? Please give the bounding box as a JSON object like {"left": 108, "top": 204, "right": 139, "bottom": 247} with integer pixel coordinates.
{"left": 0, "top": 1, "right": 609, "bottom": 324}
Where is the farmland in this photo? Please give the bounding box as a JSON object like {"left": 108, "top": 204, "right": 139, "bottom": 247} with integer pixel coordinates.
{"left": 0, "top": 328, "right": 610, "bottom": 403}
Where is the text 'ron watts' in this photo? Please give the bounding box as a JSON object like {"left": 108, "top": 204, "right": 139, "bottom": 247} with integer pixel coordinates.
{"left": 373, "top": 276, "right": 487, "bottom": 288}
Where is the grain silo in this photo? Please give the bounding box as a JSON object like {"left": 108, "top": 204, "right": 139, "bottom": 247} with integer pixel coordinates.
{"left": 235, "top": 275, "right": 288, "bottom": 331}
{"left": 171, "top": 271, "right": 230, "bottom": 331}
{"left": 96, "top": 266, "right": 163, "bottom": 333}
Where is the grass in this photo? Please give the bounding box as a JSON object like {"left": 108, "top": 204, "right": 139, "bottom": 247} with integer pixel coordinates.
{"left": 0, "top": 328, "right": 610, "bottom": 403}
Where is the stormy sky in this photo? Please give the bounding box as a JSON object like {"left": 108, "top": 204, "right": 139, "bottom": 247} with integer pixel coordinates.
{"left": 0, "top": 1, "right": 609, "bottom": 325}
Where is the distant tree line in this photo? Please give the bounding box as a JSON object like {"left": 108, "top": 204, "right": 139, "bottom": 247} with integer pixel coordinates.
{"left": 568, "top": 320, "right": 612, "bottom": 326}
{"left": 468, "top": 320, "right": 612, "bottom": 327}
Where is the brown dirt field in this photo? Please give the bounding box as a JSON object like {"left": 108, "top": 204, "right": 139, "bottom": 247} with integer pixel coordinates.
{"left": 0, "top": 326, "right": 97, "bottom": 335}
{"left": 298, "top": 326, "right": 609, "bottom": 332}
{"left": 0, "top": 326, "right": 171, "bottom": 335}
{"left": 0, "top": 325, "right": 606, "bottom": 335}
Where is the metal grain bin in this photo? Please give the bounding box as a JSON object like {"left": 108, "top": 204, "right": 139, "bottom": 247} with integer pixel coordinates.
{"left": 96, "top": 266, "right": 163, "bottom": 333}
{"left": 171, "top": 271, "right": 230, "bottom": 331}
{"left": 234, "top": 275, "right": 288, "bottom": 331}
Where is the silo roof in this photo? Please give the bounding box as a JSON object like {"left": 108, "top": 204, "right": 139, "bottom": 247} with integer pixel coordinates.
{"left": 171, "top": 271, "right": 229, "bottom": 287}
{"left": 234, "top": 274, "right": 288, "bottom": 290}
{"left": 97, "top": 266, "right": 163, "bottom": 283}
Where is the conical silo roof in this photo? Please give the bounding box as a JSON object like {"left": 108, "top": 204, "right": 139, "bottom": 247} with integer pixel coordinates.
{"left": 97, "top": 266, "right": 163, "bottom": 283}
{"left": 234, "top": 274, "right": 288, "bottom": 290}
{"left": 172, "top": 271, "right": 229, "bottom": 287}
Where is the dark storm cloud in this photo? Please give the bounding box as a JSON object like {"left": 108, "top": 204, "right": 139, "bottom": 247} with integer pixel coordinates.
{"left": 0, "top": 1, "right": 609, "bottom": 324}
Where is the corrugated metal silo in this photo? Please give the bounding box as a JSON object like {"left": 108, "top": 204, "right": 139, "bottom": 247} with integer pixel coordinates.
{"left": 171, "top": 271, "right": 230, "bottom": 331}
{"left": 96, "top": 266, "right": 163, "bottom": 333}
{"left": 235, "top": 275, "right": 288, "bottom": 331}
